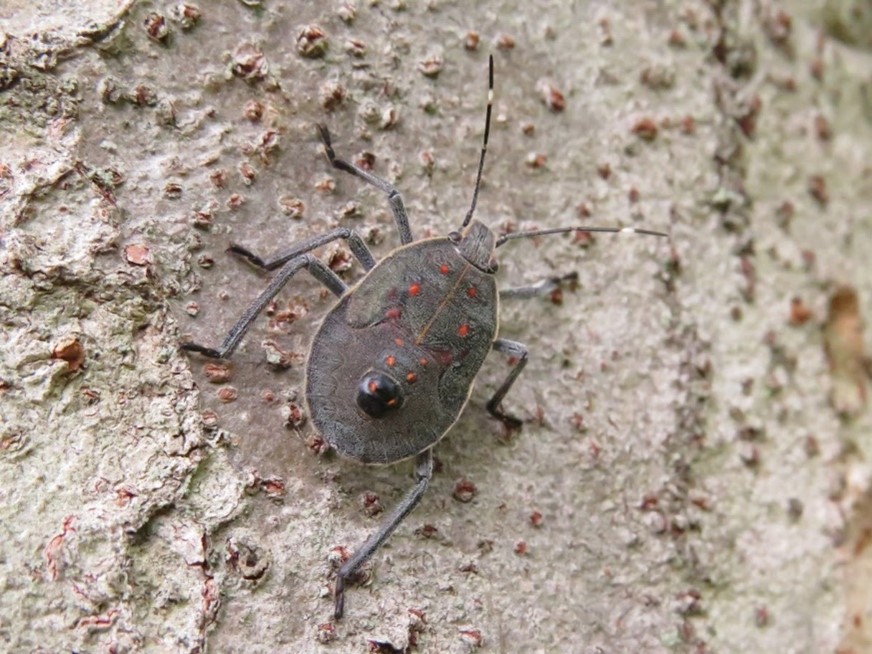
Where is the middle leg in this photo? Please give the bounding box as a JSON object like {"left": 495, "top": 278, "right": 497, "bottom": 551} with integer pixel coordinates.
{"left": 182, "top": 254, "right": 345, "bottom": 359}
{"left": 487, "top": 338, "right": 529, "bottom": 429}
{"left": 229, "top": 226, "right": 377, "bottom": 273}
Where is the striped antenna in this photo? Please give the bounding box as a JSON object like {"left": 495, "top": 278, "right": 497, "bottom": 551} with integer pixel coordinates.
{"left": 461, "top": 54, "right": 494, "bottom": 229}
{"left": 496, "top": 225, "right": 668, "bottom": 248}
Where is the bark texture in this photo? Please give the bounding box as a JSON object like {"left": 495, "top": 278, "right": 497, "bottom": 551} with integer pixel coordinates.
{"left": 1, "top": 1, "right": 871, "bottom": 652}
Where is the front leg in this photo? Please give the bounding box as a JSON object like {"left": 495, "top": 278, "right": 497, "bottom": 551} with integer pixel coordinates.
{"left": 318, "top": 124, "right": 414, "bottom": 245}
{"left": 499, "top": 271, "right": 578, "bottom": 300}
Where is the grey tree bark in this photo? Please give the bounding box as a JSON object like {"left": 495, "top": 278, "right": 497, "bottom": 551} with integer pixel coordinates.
{"left": 2, "top": 1, "right": 871, "bottom": 652}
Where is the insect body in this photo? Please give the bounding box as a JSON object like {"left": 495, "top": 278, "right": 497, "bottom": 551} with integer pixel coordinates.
{"left": 182, "top": 55, "right": 666, "bottom": 619}
{"left": 307, "top": 224, "right": 498, "bottom": 464}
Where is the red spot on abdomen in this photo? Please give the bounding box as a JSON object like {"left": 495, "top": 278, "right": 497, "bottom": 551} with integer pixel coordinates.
{"left": 409, "top": 282, "right": 422, "bottom": 296}
{"left": 458, "top": 324, "right": 470, "bottom": 337}
{"left": 385, "top": 307, "right": 401, "bottom": 320}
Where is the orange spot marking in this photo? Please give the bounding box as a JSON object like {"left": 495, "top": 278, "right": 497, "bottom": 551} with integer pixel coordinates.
{"left": 467, "top": 286, "right": 477, "bottom": 298}
{"left": 458, "top": 324, "right": 470, "bottom": 337}
{"left": 368, "top": 380, "right": 378, "bottom": 393}
{"left": 385, "top": 307, "right": 401, "bottom": 320}
{"left": 394, "top": 337, "right": 405, "bottom": 347}
{"left": 387, "top": 398, "right": 398, "bottom": 407}
{"left": 406, "top": 372, "right": 417, "bottom": 383}
{"left": 385, "top": 355, "right": 396, "bottom": 367}
{"left": 419, "top": 357, "right": 428, "bottom": 367}
{"left": 409, "top": 282, "right": 422, "bottom": 296}
{"left": 439, "top": 264, "right": 450, "bottom": 275}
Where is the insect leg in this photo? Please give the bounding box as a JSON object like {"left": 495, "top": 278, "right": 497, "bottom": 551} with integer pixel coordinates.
{"left": 334, "top": 449, "right": 433, "bottom": 619}
{"left": 486, "top": 338, "right": 529, "bottom": 429}
{"left": 499, "top": 272, "right": 578, "bottom": 300}
{"left": 229, "top": 226, "right": 376, "bottom": 272}
{"left": 317, "top": 124, "right": 414, "bottom": 245}
{"left": 181, "top": 255, "right": 345, "bottom": 359}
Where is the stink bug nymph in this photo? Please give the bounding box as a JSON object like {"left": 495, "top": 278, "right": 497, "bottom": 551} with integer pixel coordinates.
{"left": 182, "top": 55, "right": 666, "bottom": 618}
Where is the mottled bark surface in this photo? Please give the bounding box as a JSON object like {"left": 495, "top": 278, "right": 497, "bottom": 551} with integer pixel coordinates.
{"left": 1, "top": 1, "right": 871, "bottom": 652}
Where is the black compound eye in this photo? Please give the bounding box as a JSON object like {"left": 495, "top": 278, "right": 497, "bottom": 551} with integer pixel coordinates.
{"left": 356, "top": 371, "right": 404, "bottom": 418}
